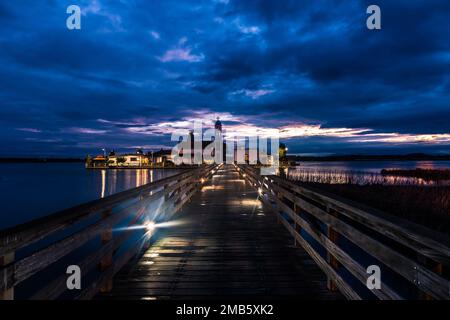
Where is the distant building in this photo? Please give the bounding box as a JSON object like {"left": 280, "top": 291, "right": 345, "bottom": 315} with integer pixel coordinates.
{"left": 87, "top": 148, "right": 170, "bottom": 168}
{"left": 108, "top": 153, "right": 149, "bottom": 167}
{"left": 86, "top": 155, "right": 107, "bottom": 168}
{"left": 151, "top": 149, "right": 174, "bottom": 164}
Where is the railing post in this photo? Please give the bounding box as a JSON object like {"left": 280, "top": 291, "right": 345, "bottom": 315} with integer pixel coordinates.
{"left": 326, "top": 207, "right": 339, "bottom": 292}
{"left": 0, "top": 252, "right": 14, "bottom": 300}
{"left": 99, "top": 209, "right": 113, "bottom": 293}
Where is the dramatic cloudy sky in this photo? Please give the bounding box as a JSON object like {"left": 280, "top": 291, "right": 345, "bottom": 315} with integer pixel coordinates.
{"left": 0, "top": 0, "right": 449, "bottom": 156}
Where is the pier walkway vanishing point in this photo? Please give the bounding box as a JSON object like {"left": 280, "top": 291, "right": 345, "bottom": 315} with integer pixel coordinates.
{"left": 102, "top": 165, "right": 340, "bottom": 300}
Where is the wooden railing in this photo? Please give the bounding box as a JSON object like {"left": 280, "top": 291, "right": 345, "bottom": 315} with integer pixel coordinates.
{"left": 0, "top": 165, "right": 218, "bottom": 300}
{"left": 237, "top": 165, "right": 450, "bottom": 300}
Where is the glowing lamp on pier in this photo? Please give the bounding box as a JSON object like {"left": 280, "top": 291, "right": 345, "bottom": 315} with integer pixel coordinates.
{"left": 145, "top": 221, "right": 156, "bottom": 232}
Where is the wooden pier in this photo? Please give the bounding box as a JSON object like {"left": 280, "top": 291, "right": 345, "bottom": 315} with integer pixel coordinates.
{"left": 1, "top": 164, "right": 450, "bottom": 300}
{"left": 101, "top": 165, "right": 340, "bottom": 300}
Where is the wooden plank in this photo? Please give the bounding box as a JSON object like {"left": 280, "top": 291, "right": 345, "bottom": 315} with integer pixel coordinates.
{"left": 103, "top": 165, "right": 342, "bottom": 300}
{"left": 277, "top": 183, "right": 450, "bottom": 299}
{"left": 277, "top": 214, "right": 361, "bottom": 300}
{"left": 253, "top": 170, "right": 450, "bottom": 300}
{"left": 267, "top": 191, "right": 402, "bottom": 300}
{"left": 270, "top": 175, "right": 450, "bottom": 265}
{"left": 1, "top": 195, "right": 149, "bottom": 291}
{"left": 99, "top": 209, "right": 113, "bottom": 293}
{"left": 31, "top": 190, "right": 159, "bottom": 300}
{"left": 326, "top": 208, "right": 339, "bottom": 292}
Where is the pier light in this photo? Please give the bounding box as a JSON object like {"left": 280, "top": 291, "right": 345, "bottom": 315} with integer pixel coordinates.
{"left": 258, "top": 188, "right": 263, "bottom": 195}
{"left": 243, "top": 173, "right": 246, "bottom": 177}
{"left": 145, "top": 221, "right": 156, "bottom": 232}
{"left": 201, "top": 178, "right": 205, "bottom": 184}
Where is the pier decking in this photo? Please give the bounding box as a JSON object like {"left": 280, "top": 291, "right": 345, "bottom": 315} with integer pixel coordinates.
{"left": 1, "top": 164, "right": 450, "bottom": 300}
{"left": 102, "top": 165, "right": 340, "bottom": 299}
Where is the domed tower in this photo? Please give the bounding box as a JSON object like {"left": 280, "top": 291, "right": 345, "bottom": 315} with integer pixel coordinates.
{"left": 214, "top": 117, "right": 222, "bottom": 132}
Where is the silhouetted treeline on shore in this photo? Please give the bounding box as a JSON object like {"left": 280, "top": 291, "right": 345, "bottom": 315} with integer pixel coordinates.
{"left": 0, "top": 157, "right": 84, "bottom": 163}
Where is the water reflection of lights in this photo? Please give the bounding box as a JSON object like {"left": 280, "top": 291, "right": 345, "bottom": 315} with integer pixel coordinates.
{"left": 109, "top": 169, "right": 117, "bottom": 195}
{"left": 101, "top": 170, "right": 106, "bottom": 198}
{"left": 136, "top": 170, "right": 141, "bottom": 188}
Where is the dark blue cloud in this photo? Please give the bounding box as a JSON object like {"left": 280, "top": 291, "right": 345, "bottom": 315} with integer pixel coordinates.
{"left": 0, "top": 0, "right": 449, "bottom": 156}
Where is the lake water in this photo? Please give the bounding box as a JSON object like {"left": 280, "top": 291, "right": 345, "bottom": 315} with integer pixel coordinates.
{"left": 291, "top": 160, "right": 450, "bottom": 172}
{"left": 0, "top": 163, "right": 183, "bottom": 230}
{"left": 1, "top": 161, "right": 449, "bottom": 230}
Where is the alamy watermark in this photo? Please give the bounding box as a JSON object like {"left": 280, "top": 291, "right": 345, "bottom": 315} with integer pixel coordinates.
{"left": 66, "top": 5, "right": 81, "bottom": 30}
{"left": 366, "top": 265, "right": 381, "bottom": 290}
{"left": 66, "top": 4, "right": 381, "bottom": 31}
{"left": 367, "top": 5, "right": 381, "bottom": 30}
{"left": 66, "top": 265, "right": 81, "bottom": 290}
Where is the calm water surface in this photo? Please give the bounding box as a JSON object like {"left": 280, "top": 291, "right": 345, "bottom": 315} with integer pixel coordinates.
{"left": 292, "top": 160, "right": 450, "bottom": 172}
{"left": 0, "top": 163, "right": 183, "bottom": 229}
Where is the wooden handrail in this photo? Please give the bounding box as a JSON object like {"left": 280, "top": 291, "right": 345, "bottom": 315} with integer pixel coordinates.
{"left": 0, "top": 165, "right": 219, "bottom": 300}
{"left": 269, "top": 175, "right": 450, "bottom": 265}
{"left": 237, "top": 164, "right": 450, "bottom": 300}
{"left": 0, "top": 169, "right": 199, "bottom": 255}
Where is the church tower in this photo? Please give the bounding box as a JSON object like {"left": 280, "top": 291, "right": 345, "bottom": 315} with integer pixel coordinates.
{"left": 214, "top": 117, "right": 222, "bottom": 132}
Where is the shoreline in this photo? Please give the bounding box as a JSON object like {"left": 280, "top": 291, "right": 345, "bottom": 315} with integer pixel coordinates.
{"left": 1, "top": 153, "right": 450, "bottom": 164}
